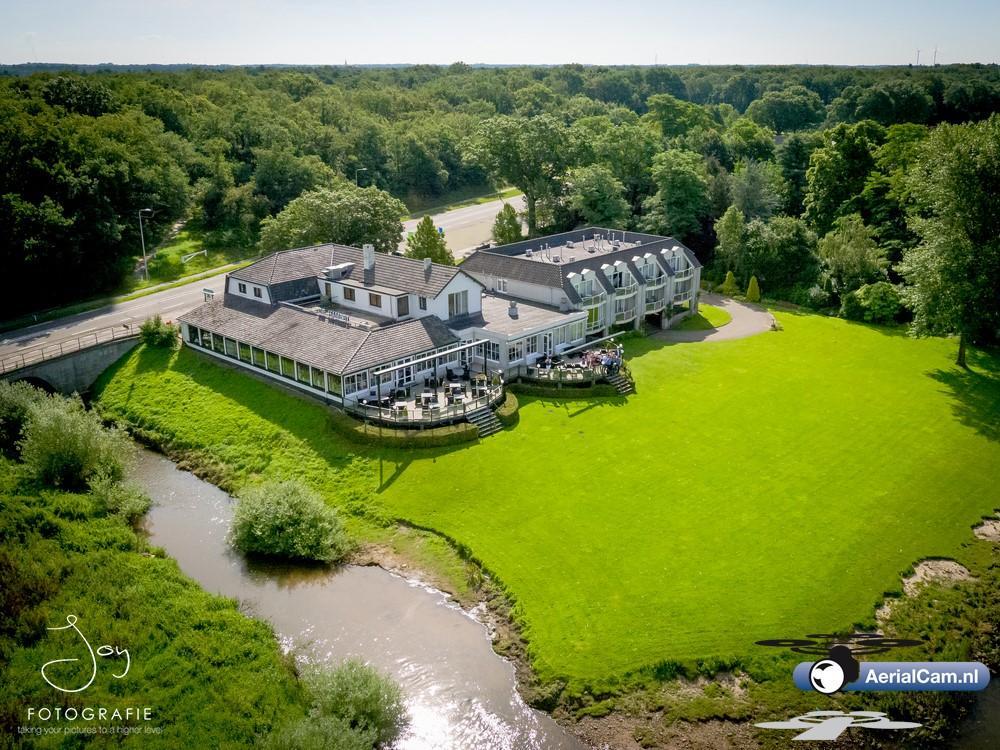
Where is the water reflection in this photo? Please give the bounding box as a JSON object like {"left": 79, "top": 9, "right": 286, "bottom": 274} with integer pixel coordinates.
{"left": 131, "top": 450, "right": 585, "bottom": 750}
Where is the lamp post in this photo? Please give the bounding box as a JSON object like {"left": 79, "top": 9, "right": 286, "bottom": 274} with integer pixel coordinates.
{"left": 355, "top": 167, "right": 368, "bottom": 185}
{"left": 138, "top": 208, "right": 153, "bottom": 281}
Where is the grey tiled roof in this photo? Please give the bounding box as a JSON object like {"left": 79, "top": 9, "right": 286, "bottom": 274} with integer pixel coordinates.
{"left": 343, "top": 315, "right": 458, "bottom": 373}
{"left": 461, "top": 252, "right": 564, "bottom": 288}
{"left": 232, "top": 244, "right": 466, "bottom": 298}
{"left": 179, "top": 295, "right": 458, "bottom": 375}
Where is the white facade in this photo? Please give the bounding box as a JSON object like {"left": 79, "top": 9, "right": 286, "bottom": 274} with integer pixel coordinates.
{"left": 228, "top": 277, "right": 272, "bottom": 304}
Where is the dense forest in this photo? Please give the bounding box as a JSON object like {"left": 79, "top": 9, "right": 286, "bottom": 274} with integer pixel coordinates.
{"left": 1, "top": 62, "right": 999, "bottom": 329}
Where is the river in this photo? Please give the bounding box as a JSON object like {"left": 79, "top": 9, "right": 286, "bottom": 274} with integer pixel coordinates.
{"left": 130, "top": 449, "right": 586, "bottom": 750}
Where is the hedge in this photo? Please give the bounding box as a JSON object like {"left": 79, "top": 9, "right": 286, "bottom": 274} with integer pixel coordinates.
{"left": 508, "top": 382, "right": 620, "bottom": 399}
{"left": 328, "top": 408, "right": 479, "bottom": 447}
{"left": 495, "top": 392, "right": 519, "bottom": 427}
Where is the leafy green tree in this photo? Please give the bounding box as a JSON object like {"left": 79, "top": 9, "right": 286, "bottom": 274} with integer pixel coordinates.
{"left": 855, "top": 282, "right": 901, "bottom": 323}
{"left": 724, "top": 118, "right": 775, "bottom": 163}
{"left": 590, "top": 122, "right": 659, "bottom": 213}
{"left": 803, "top": 120, "right": 886, "bottom": 235}
{"left": 259, "top": 185, "right": 405, "bottom": 254}
{"left": 405, "top": 215, "right": 455, "bottom": 265}
{"left": 899, "top": 115, "right": 1000, "bottom": 366}
{"left": 742, "top": 216, "right": 819, "bottom": 292}
{"left": 0, "top": 380, "right": 45, "bottom": 456}
{"left": 230, "top": 480, "right": 349, "bottom": 564}
{"left": 644, "top": 94, "right": 714, "bottom": 138}
{"left": 641, "top": 149, "right": 710, "bottom": 242}
{"left": 491, "top": 203, "right": 523, "bottom": 245}
{"left": 721, "top": 270, "right": 738, "bottom": 297}
{"left": 565, "top": 165, "right": 629, "bottom": 227}
{"left": 854, "top": 80, "right": 934, "bottom": 126}
{"left": 41, "top": 76, "right": 117, "bottom": 116}
{"left": 714, "top": 206, "right": 746, "bottom": 279}
{"left": 720, "top": 74, "right": 761, "bottom": 113}
{"left": 463, "top": 115, "right": 573, "bottom": 235}
{"left": 730, "top": 160, "right": 786, "bottom": 220}
{"left": 817, "top": 214, "right": 887, "bottom": 295}
{"left": 778, "top": 132, "right": 821, "bottom": 216}
{"left": 746, "top": 86, "right": 825, "bottom": 132}
{"left": 303, "top": 662, "right": 408, "bottom": 747}
{"left": 253, "top": 147, "right": 338, "bottom": 214}
{"left": 746, "top": 275, "right": 761, "bottom": 302}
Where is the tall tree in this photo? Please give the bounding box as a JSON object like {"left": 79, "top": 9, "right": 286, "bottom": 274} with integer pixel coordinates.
{"left": 491, "top": 203, "right": 523, "bottom": 245}
{"left": 258, "top": 185, "right": 405, "bottom": 254}
{"left": 463, "top": 115, "right": 572, "bottom": 236}
{"left": 778, "top": 132, "right": 821, "bottom": 216}
{"left": 899, "top": 115, "right": 1000, "bottom": 366}
{"left": 746, "top": 86, "right": 825, "bottom": 133}
{"left": 564, "top": 165, "right": 629, "bottom": 227}
{"left": 817, "top": 214, "right": 887, "bottom": 295}
{"left": 405, "top": 215, "right": 455, "bottom": 265}
{"left": 641, "top": 149, "right": 710, "bottom": 242}
{"left": 803, "top": 120, "right": 886, "bottom": 235}
{"left": 714, "top": 206, "right": 746, "bottom": 280}
{"left": 730, "top": 160, "right": 786, "bottom": 220}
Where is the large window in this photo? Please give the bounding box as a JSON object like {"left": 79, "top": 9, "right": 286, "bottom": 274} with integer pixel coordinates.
{"left": 448, "top": 290, "right": 468, "bottom": 318}
{"left": 369, "top": 292, "right": 382, "bottom": 308}
{"left": 344, "top": 286, "right": 356, "bottom": 302}
{"left": 525, "top": 335, "right": 538, "bottom": 355}
{"left": 253, "top": 287, "right": 262, "bottom": 298}
{"left": 280, "top": 356, "right": 295, "bottom": 379}
{"left": 508, "top": 340, "right": 524, "bottom": 363}
{"left": 224, "top": 338, "right": 238, "bottom": 358}
{"left": 296, "top": 362, "right": 312, "bottom": 386}
{"left": 326, "top": 372, "right": 342, "bottom": 396}
{"left": 587, "top": 307, "right": 601, "bottom": 328}
{"left": 266, "top": 351, "right": 280, "bottom": 372}
{"left": 344, "top": 371, "right": 369, "bottom": 395}
{"left": 397, "top": 295, "right": 409, "bottom": 317}
{"left": 484, "top": 340, "right": 501, "bottom": 362}
{"left": 238, "top": 342, "right": 252, "bottom": 362}
{"left": 212, "top": 334, "right": 225, "bottom": 354}
{"left": 187, "top": 325, "right": 200, "bottom": 343}
{"left": 251, "top": 347, "right": 266, "bottom": 368}
{"left": 418, "top": 296, "right": 427, "bottom": 310}
{"left": 310, "top": 366, "right": 325, "bottom": 390}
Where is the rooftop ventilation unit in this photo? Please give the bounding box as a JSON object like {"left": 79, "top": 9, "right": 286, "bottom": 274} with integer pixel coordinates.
{"left": 566, "top": 240, "right": 574, "bottom": 248}
{"left": 525, "top": 248, "right": 533, "bottom": 257}
{"left": 323, "top": 262, "right": 354, "bottom": 280}
{"left": 568, "top": 256, "right": 576, "bottom": 262}
{"left": 552, "top": 255, "right": 561, "bottom": 263}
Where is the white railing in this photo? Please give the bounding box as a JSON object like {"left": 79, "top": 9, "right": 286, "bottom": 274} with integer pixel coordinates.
{"left": 614, "top": 283, "right": 639, "bottom": 297}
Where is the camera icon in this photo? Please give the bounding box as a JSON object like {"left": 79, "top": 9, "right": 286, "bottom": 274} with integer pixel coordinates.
{"left": 809, "top": 645, "right": 860, "bottom": 694}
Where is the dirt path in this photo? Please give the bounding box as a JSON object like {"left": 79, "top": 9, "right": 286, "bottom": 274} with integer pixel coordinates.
{"left": 655, "top": 293, "right": 775, "bottom": 343}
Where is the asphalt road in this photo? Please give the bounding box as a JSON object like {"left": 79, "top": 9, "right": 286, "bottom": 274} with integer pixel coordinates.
{"left": 0, "top": 195, "right": 524, "bottom": 360}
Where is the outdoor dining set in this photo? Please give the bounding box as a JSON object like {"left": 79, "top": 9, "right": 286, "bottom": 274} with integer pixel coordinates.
{"left": 355, "top": 367, "right": 495, "bottom": 421}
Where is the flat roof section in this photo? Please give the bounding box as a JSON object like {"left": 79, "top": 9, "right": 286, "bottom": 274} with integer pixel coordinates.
{"left": 472, "top": 293, "right": 585, "bottom": 339}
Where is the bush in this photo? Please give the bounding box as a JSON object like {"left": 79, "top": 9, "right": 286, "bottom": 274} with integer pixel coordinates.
{"left": 856, "top": 281, "right": 902, "bottom": 323}
{"left": 745, "top": 275, "right": 761, "bottom": 303}
{"left": 495, "top": 391, "right": 519, "bottom": 427}
{"left": 328, "top": 409, "right": 478, "bottom": 447}
{"left": 88, "top": 470, "right": 151, "bottom": 526}
{"left": 303, "top": 661, "right": 408, "bottom": 748}
{"left": 230, "top": 480, "right": 349, "bottom": 564}
{"left": 19, "top": 396, "right": 132, "bottom": 489}
{"left": 720, "top": 270, "right": 738, "bottom": 297}
{"left": 841, "top": 282, "right": 901, "bottom": 324}
{"left": 263, "top": 717, "right": 375, "bottom": 750}
{"left": 0, "top": 380, "right": 46, "bottom": 456}
{"left": 840, "top": 289, "right": 865, "bottom": 320}
{"left": 139, "top": 314, "right": 178, "bottom": 347}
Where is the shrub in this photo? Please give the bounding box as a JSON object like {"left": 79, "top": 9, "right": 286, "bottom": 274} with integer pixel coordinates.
{"left": 745, "top": 275, "right": 761, "bottom": 303}
{"left": 230, "top": 480, "right": 349, "bottom": 564}
{"left": 840, "top": 289, "right": 865, "bottom": 320}
{"left": 139, "top": 314, "right": 178, "bottom": 347}
{"left": 19, "top": 396, "right": 132, "bottom": 489}
{"left": 88, "top": 470, "right": 151, "bottom": 525}
{"left": 263, "top": 717, "right": 375, "bottom": 750}
{"left": 0, "top": 380, "right": 46, "bottom": 456}
{"left": 840, "top": 282, "right": 901, "bottom": 324}
{"left": 856, "top": 281, "right": 902, "bottom": 323}
{"left": 720, "top": 270, "right": 738, "bottom": 297}
{"left": 303, "top": 661, "right": 408, "bottom": 748}
{"left": 495, "top": 391, "right": 519, "bottom": 427}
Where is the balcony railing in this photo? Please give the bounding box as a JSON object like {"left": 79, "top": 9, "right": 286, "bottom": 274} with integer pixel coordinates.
{"left": 343, "top": 382, "right": 504, "bottom": 428}
{"left": 614, "top": 283, "right": 639, "bottom": 297}
{"left": 645, "top": 298, "right": 666, "bottom": 313}
{"left": 579, "top": 293, "right": 605, "bottom": 307}
{"left": 643, "top": 277, "right": 666, "bottom": 289}
{"left": 614, "top": 307, "right": 637, "bottom": 323}
{"left": 585, "top": 318, "right": 604, "bottom": 332}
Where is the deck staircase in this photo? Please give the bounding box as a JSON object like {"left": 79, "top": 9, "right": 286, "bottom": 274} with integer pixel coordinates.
{"left": 467, "top": 407, "right": 503, "bottom": 438}
{"left": 606, "top": 373, "right": 635, "bottom": 395}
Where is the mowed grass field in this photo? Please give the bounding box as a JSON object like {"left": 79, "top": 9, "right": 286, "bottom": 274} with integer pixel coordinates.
{"left": 94, "top": 310, "right": 1000, "bottom": 690}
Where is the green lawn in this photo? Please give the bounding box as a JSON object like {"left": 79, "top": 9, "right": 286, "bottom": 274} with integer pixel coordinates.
{"left": 94, "top": 311, "right": 1000, "bottom": 692}
{"left": 672, "top": 303, "right": 732, "bottom": 331}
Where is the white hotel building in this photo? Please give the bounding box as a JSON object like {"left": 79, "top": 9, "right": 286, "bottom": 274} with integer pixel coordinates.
{"left": 178, "top": 228, "right": 700, "bottom": 420}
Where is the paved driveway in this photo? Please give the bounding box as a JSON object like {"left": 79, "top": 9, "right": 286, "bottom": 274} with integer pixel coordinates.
{"left": 655, "top": 292, "right": 775, "bottom": 343}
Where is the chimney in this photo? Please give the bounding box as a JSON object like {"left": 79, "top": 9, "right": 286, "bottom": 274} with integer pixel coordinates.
{"left": 422, "top": 257, "right": 432, "bottom": 273}
{"left": 508, "top": 300, "right": 518, "bottom": 319}
{"left": 362, "top": 244, "right": 375, "bottom": 271}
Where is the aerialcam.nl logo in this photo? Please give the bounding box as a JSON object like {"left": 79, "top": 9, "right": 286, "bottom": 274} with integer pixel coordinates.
{"left": 755, "top": 632, "right": 991, "bottom": 694}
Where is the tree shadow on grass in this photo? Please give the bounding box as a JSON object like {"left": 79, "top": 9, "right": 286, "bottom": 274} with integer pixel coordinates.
{"left": 928, "top": 348, "right": 1000, "bottom": 444}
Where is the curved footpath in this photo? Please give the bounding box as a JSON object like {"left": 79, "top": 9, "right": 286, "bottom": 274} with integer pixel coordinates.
{"left": 655, "top": 292, "right": 775, "bottom": 343}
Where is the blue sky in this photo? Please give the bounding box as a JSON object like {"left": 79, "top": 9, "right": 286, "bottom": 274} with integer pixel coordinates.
{"left": 1, "top": 0, "right": 997, "bottom": 66}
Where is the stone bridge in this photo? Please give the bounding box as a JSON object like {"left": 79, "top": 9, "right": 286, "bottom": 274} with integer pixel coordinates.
{"left": 1, "top": 328, "right": 140, "bottom": 394}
